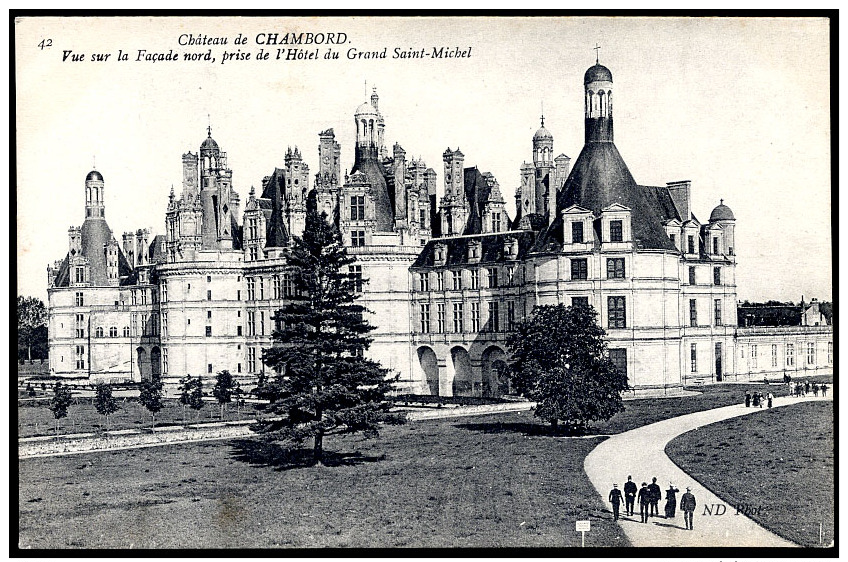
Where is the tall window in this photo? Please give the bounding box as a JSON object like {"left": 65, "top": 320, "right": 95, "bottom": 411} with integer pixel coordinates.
{"left": 689, "top": 299, "right": 697, "bottom": 327}
{"left": 419, "top": 272, "right": 429, "bottom": 292}
{"left": 571, "top": 259, "right": 588, "bottom": 281}
{"left": 669, "top": 233, "right": 676, "bottom": 247}
{"left": 437, "top": 303, "right": 446, "bottom": 333}
{"left": 690, "top": 343, "right": 697, "bottom": 373}
{"left": 95, "top": 327, "right": 104, "bottom": 338}
{"left": 205, "top": 326, "right": 212, "bottom": 337}
{"left": 786, "top": 343, "right": 794, "bottom": 366}
{"left": 506, "top": 265, "right": 516, "bottom": 285}
{"left": 807, "top": 342, "right": 816, "bottom": 365}
{"left": 488, "top": 301, "right": 500, "bottom": 332}
{"left": 260, "top": 312, "right": 266, "bottom": 335}
{"left": 162, "top": 313, "right": 169, "bottom": 337}
{"left": 282, "top": 272, "right": 293, "bottom": 297}
{"left": 350, "top": 195, "right": 365, "bottom": 220}
{"left": 751, "top": 345, "right": 758, "bottom": 368}
{"left": 75, "top": 291, "right": 84, "bottom": 306}
{"left": 273, "top": 275, "right": 281, "bottom": 299}
{"left": 247, "top": 311, "right": 255, "bottom": 336}
{"left": 488, "top": 268, "right": 499, "bottom": 288}
{"left": 419, "top": 207, "right": 428, "bottom": 227}
{"left": 436, "top": 271, "right": 445, "bottom": 291}
{"left": 453, "top": 302, "right": 464, "bottom": 333}
{"left": 507, "top": 300, "right": 516, "bottom": 331}
{"left": 713, "top": 267, "right": 721, "bottom": 286}
{"left": 491, "top": 212, "right": 502, "bottom": 233}
{"left": 248, "top": 219, "right": 258, "bottom": 240}
{"left": 161, "top": 280, "right": 167, "bottom": 302}
{"left": 471, "top": 302, "right": 480, "bottom": 331}
{"left": 452, "top": 270, "right": 462, "bottom": 290}
{"left": 713, "top": 237, "right": 719, "bottom": 255}
{"left": 349, "top": 265, "right": 363, "bottom": 292}
{"left": 247, "top": 278, "right": 255, "bottom": 300}
{"left": 687, "top": 235, "right": 695, "bottom": 254}
{"left": 609, "top": 348, "right": 627, "bottom": 375}
{"left": 419, "top": 304, "right": 430, "bottom": 333}
{"left": 258, "top": 278, "right": 264, "bottom": 300}
{"left": 688, "top": 266, "right": 696, "bottom": 285}
{"left": 609, "top": 220, "right": 623, "bottom": 242}
{"left": 75, "top": 313, "right": 85, "bottom": 338}
{"left": 207, "top": 290, "right": 212, "bottom": 301}
{"left": 606, "top": 258, "right": 625, "bottom": 279}
{"left": 75, "top": 345, "right": 85, "bottom": 370}
{"left": 75, "top": 267, "right": 85, "bottom": 284}
{"left": 141, "top": 290, "right": 148, "bottom": 305}
{"left": 123, "top": 326, "right": 130, "bottom": 337}
{"left": 162, "top": 348, "right": 169, "bottom": 375}
{"left": 351, "top": 230, "right": 366, "bottom": 247}
{"left": 470, "top": 269, "right": 479, "bottom": 290}
{"left": 608, "top": 296, "right": 626, "bottom": 328}
{"left": 771, "top": 344, "right": 778, "bottom": 367}
{"left": 248, "top": 347, "right": 256, "bottom": 373}
{"left": 572, "top": 221, "right": 584, "bottom": 243}
{"left": 714, "top": 299, "right": 722, "bottom": 326}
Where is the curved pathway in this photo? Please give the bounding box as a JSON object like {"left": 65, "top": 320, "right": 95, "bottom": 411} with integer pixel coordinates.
{"left": 584, "top": 392, "right": 833, "bottom": 547}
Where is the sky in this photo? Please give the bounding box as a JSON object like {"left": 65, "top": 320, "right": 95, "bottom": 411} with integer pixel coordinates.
{"left": 15, "top": 16, "right": 832, "bottom": 304}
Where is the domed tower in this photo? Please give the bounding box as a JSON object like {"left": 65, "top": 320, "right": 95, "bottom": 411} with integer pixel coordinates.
{"left": 709, "top": 199, "right": 736, "bottom": 257}
{"left": 584, "top": 62, "right": 614, "bottom": 143}
{"left": 197, "top": 126, "right": 234, "bottom": 250}
{"left": 354, "top": 98, "right": 380, "bottom": 163}
{"left": 532, "top": 116, "right": 554, "bottom": 216}
{"left": 85, "top": 169, "right": 105, "bottom": 219}
{"left": 350, "top": 90, "right": 394, "bottom": 232}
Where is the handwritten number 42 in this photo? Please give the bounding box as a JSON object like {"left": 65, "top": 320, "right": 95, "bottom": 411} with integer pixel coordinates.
{"left": 38, "top": 39, "right": 52, "bottom": 50}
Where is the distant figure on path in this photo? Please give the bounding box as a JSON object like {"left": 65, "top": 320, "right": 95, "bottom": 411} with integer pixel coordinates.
{"left": 680, "top": 487, "right": 697, "bottom": 530}
{"left": 664, "top": 483, "right": 679, "bottom": 518}
{"left": 624, "top": 476, "right": 637, "bottom": 516}
{"left": 752, "top": 392, "right": 760, "bottom": 407}
{"left": 767, "top": 392, "right": 774, "bottom": 408}
{"left": 783, "top": 372, "right": 791, "bottom": 385}
{"left": 805, "top": 380, "right": 811, "bottom": 395}
{"left": 647, "top": 477, "right": 661, "bottom": 517}
{"left": 795, "top": 382, "right": 802, "bottom": 397}
{"left": 812, "top": 383, "right": 819, "bottom": 396}
{"left": 745, "top": 391, "right": 751, "bottom": 407}
{"left": 763, "top": 376, "right": 769, "bottom": 385}
{"left": 821, "top": 384, "right": 828, "bottom": 397}
{"left": 609, "top": 484, "right": 623, "bottom": 521}
{"left": 638, "top": 482, "right": 650, "bottom": 523}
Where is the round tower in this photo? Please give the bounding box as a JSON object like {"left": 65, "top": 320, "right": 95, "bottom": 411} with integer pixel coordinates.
{"left": 709, "top": 199, "right": 736, "bottom": 257}
{"left": 84, "top": 169, "right": 105, "bottom": 219}
{"left": 584, "top": 62, "right": 613, "bottom": 143}
{"left": 533, "top": 116, "right": 554, "bottom": 167}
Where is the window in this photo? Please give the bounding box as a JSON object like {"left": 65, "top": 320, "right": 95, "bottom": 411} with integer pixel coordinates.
{"left": 282, "top": 272, "right": 293, "bottom": 297}
{"left": 109, "top": 326, "right": 117, "bottom": 338}
{"left": 75, "top": 267, "right": 85, "bottom": 284}
{"left": 487, "top": 268, "right": 499, "bottom": 288}
{"left": 507, "top": 300, "right": 516, "bottom": 331}
{"left": 488, "top": 301, "right": 500, "bottom": 332}
{"left": 248, "top": 219, "right": 258, "bottom": 240}
{"left": 75, "top": 345, "right": 85, "bottom": 370}
{"left": 453, "top": 302, "right": 464, "bottom": 333}
{"left": 572, "top": 296, "right": 589, "bottom": 308}
{"left": 505, "top": 265, "right": 516, "bottom": 285}
{"left": 248, "top": 348, "right": 256, "bottom": 373}
{"left": 713, "top": 237, "right": 719, "bottom": 255}
{"left": 807, "top": 342, "right": 816, "bottom": 365}
{"left": 471, "top": 302, "right": 480, "bottom": 331}
{"left": 207, "top": 290, "right": 212, "bottom": 301}
{"left": 491, "top": 212, "right": 502, "bottom": 233}
{"left": 141, "top": 290, "right": 148, "bottom": 306}
{"left": 161, "top": 280, "right": 167, "bottom": 302}
{"left": 572, "top": 221, "right": 584, "bottom": 243}
{"left": 713, "top": 267, "right": 721, "bottom": 286}
{"left": 688, "top": 266, "right": 696, "bottom": 285}
{"left": 123, "top": 326, "right": 130, "bottom": 337}
{"left": 351, "top": 230, "right": 366, "bottom": 247}
{"left": 609, "top": 348, "right": 627, "bottom": 376}
{"left": 437, "top": 303, "right": 446, "bottom": 333}
{"left": 608, "top": 296, "right": 626, "bottom": 328}
{"left": 571, "top": 259, "right": 588, "bottom": 281}
{"left": 436, "top": 272, "right": 445, "bottom": 291}
{"left": 419, "top": 273, "right": 429, "bottom": 292}
{"left": 350, "top": 195, "right": 365, "bottom": 221}
{"left": 606, "top": 258, "right": 625, "bottom": 279}
{"left": 690, "top": 343, "right": 697, "bottom": 373}
{"left": 669, "top": 233, "right": 676, "bottom": 247}
{"left": 689, "top": 299, "right": 697, "bottom": 327}
{"left": 771, "top": 344, "right": 778, "bottom": 367}
{"left": 75, "top": 313, "right": 85, "bottom": 338}
{"left": 247, "top": 278, "right": 255, "bottom": 300}
{"left": 75, "top": 291, "right": 84, "bottom": 306}
{"left": 208, "top": 363, "right": 213, "bottom": 374}
{"left": 237, "top": 325, "right": 243, "bottom": 336}
{"left": 237, "top": 363, "right": 241, "bottom": 374}
{"left": 162, "top": 348, "right": 168, "bottom": 375}
{"left": 419, "top": 304, "right": 430, "bottom": 333}
{"left": 687, "top": 235, "right": 695, "bottom": 254}
{"left": 470, "top": 270, "right": 479, "bottom": 290}
{"left": 260, "top": 312, "right": 266, "bottom": 336}
{"left": 205, "top": 326, "right": 212, "bottom": 337}
{"left": 751, "top": 345, "right": 758, "bottom": 368}
{"left": 207, "top": 275, "right": 212, "bottom": 283}
{"left": 714, "top": 299, "right": 722, "bottom": 326}
{"left": 131, "top": 291, "right": 137, "bottom": 306}
{"left": 419, "top": 207, "right": 428, "bottom": 227}
{"left": 452, "top": 270, "right": 462, "bottom": 290}
{"left": 828, "top": 341, "right": 833, "bottom": 364}
{"left": 609, "top": 220, "right": 623, "bottom": 242}
{"left": 237, "top": 290, "right": 241, "bottom": 300}
{"left": 259, "top": 278, "right": 264, "bottom": 300}
{"left": 207, "top": 310, "right": 212, "bottom": 320}
{"left": 249, "top": 247, "right": 258, "bottom": 261}
{"left": 95, "top": 327, "right": 104, "bottom": 338}
{"left": 273, "top": 275, "right": 281, "bottom": 299}
{"left": 247, "top": 311, "right": 255, "bottom": 336}
{"left": 786, "top": 344, "right": 794, "bottom": 366}
{"left": 348, "top": 265, "right": 363, "bottom": 293}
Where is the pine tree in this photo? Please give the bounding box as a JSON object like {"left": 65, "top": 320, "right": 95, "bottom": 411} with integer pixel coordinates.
{"left": 94, "top": 382, "right": 120, "bottom": 432}
{"left": 506, "top": 304, "right": 630, "bottom": 434}
{"left": 255, "top": 205, "right": 404, "bottom": 465}
{"left": 138, "top": 379, "right": 164, "bottom": 430}
{"left": 48, "top": 381, "right": 73, "bottom": 438}
{"left": 213, "top": 370, "right": 235, "bottom": 420}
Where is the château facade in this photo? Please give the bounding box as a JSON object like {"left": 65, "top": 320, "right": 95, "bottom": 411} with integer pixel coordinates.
{"left": 46, "top": 61, "right": 833, "bottom": 394}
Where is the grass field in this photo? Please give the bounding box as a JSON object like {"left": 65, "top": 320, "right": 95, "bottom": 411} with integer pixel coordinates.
{"left": 665, "top": 400, "right": 834, "bottom": 547}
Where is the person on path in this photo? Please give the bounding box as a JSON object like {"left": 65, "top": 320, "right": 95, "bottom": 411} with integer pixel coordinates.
{"left": 680, "top": 487, "right": 697, "bottom": 530}
{"left": 813, "top": 383, "right": 819, "bottom": 397}
{"left": 647, "top": 477, "right": 661, "bottom": 517}
{"left": 796, "top": 382, "right": 803, "bottom": 397}
{"left": 805, "top": 380, "right": 811, "bottom": 395}
{"left": 638, "top": 482, "right": 651, "bottom": 523}
{"left": 664, "top": 483, "right": 679, "bottom": 518}
{"left": 624, "top": 476, "right": 637, "bottom": 516}
{"left": 822, "top": 384, "right": 828, "bottom": 397}
{"left": 609, "top": 484, "right": 624, "bottom": 521}
{"left": 752, "top": 392, "right": 760, "bottom": 407}
{"left": 759, "top": 392, "right": 765, "bottom": 408}
{"left": 767, "top": 392, "right": 774, "bottom": 408}
{"left": 745, "top": 390, "right": 751, "bottom": 407}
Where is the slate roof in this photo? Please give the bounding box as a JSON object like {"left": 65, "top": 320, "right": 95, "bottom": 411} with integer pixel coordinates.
{"left": 264, "top": 169, "right": 289, "bottom": 248}
{"left": 148, "top": 235, "right": 167, "bottom": 264}
{"left": 352, "top": 151, "right": 395, "bottom": 231}
{"left": 412, "top": 231, "right": 537, "bottom": 268}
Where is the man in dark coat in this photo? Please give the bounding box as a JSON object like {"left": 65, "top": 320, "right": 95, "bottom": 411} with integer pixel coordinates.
{"left": 822, "top": 384, "right": 828, "bottom": 397}
{"left": 805, "top": 380, "right": 811, "bottom": 395}
{"left": 664, "top": 483, "right": 679, "bottom": 518}
{"left": 637, "top": 482, "right": 651, "bottom": 523}
{"left": 623, "top": 475, "right": 637, "bottom": 516}
{"left": 647, "top": 477, "right": 661, "bottom": 517}
{"left": 609, "top": 484, "right": 624, "bottom": 521}
{"left": 680, "top": 487, "right": 697, "bottom": 530}
{"left": 744, "top": 390, "right": 751, "bottom": 407}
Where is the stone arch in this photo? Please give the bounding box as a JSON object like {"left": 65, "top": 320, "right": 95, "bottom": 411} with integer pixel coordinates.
{"left": 451, "top": 346, "right": 473, "bottom": 397}
{"left": 136, "top": 347, "right": 148, "bottom": 381}
{"left": 417, "top": 346, "right": 439, "bottom": 396}
{"left": 481, "top": 345, "right": 510, "bottom": 398}
{"left": 150, "top": 346, "right": 161, "bottom": 380}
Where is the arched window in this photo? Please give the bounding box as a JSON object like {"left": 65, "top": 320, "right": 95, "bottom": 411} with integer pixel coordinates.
{"left": 109, "top": 326, "right": 118, "bottom": 337}
{"left": 95, "top": 326, "right": 104, "bottom": 338}
{"left": 123, "top": 326, "right": 130, "bottom": 337}
{"left": 598, "top": 90, "right": 606, "bottom": 117}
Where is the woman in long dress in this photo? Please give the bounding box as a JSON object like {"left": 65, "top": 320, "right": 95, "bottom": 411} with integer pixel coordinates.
{"left": 665, "top": 484, "right": 679, "bottom": 518}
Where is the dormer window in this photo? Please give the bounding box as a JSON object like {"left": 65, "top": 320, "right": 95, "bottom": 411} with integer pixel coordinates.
{"left": 687, "top": 235, "right": 695, "bottom": 254}
{"left": 572, "top": 222, "right": 584, "bottom": 243}
{"left": 712, "top": 237, "right": 719, "bottom": 255}
{"left": 434, "top": 243, "right": 447, "bottom": 266}
{"left": 609, "top": 221, "right": 623, "bottom": 242}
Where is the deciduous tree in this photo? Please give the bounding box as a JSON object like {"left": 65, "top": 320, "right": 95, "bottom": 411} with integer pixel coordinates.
{"left": 213, "top": 370, "right": 235, "bottom": 420}
{"left": 17, "top": 296, "right": 47, "bottom": 361}
{"left": 138, "top": 379, "right": 164, "bottom": 430}
{"left": 94, "top": 382, "right": 119, "bottom": 432}
{"left": 48, "top": 381, "right": 73, "bottom": 438}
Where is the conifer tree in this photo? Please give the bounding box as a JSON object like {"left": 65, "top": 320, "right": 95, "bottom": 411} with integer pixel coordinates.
{"left": 255, "top": 204, "right": 403, "bottom": 465}
{"left": 507, "top": 304, "right": 630, "bottom": 433}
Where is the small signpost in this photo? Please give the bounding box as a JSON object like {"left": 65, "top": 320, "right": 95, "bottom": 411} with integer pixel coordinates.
{"left": 576, "top": 520, "right": 590, "bottom": 547}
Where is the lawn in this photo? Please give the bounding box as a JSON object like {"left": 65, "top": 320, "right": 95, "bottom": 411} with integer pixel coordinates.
{"left": 665, "top": 400, "right": 834, "bottom": 547}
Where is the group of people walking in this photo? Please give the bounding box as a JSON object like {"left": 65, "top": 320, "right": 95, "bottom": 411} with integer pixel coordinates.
{"left": 744, "top": 390, "right": 773, "bottom": 408}
{"left": 791, "top": 380, "right": 827, "bottom": 397}
{"left": 608, "top": 476, "right": 697, "bottom": 530}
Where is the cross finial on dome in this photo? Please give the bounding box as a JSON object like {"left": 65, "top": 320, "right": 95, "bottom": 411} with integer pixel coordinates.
{"left": 594, "top": 43, "right": 601, "bottom": 64}
{"left": 540, "top": 100, "right": 545, "bottom": 127}
{"left": 720, "top": 198, "right": 724, "bottom": 205}
{"left": 92, "top": 155, "right": 96, "bottom": 170}
{"left": 207, "top": 114, "right": 212, "bottom": 137}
